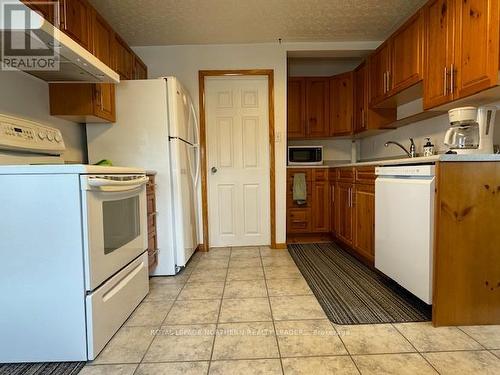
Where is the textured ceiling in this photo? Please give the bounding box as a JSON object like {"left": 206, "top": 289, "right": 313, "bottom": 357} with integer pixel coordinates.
{"left": 88, "top": 0, "right": 427, "bottom": 46}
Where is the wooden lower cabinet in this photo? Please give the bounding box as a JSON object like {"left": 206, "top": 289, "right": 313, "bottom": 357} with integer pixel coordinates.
{"left": 286, "top": 168, "right": 330, "bottom": 241}
{"left": 335, "top": 182, "right": 354, "bottom": 246}
{"left": 146, "top": 173, "right": 158, "bottom": 273}
{"left": 353, "top": 184, "right": 375, "bottom": 262}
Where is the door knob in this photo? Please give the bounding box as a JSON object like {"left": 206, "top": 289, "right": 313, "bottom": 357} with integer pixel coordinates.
{"left": 211, "top": 166, "right": 218, "bottom": 174}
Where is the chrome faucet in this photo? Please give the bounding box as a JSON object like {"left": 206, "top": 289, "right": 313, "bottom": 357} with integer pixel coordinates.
{"left": 384, "top": 138, "right": 417, "bottom": 158}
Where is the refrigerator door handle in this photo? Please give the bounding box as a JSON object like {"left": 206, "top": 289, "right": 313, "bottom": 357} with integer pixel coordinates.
{"left": 193, "top": 145, "right": 200, "bottom": 187}
{"left": 190, "top": 101, "right": 200, "bottom": 147}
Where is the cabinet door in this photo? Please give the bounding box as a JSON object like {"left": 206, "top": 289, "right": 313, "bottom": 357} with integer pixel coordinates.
{"left": 330, "top": 181, "right": 336, "bottom": 234}
{"left": 22, "top": 0, "right": 55, "bottom": 24}
{"left": 305, "top": 78, "right": 329, "bottom": 138}
{"left": 133, "top": 56, "right": 148, "bottom": 79}
{"left": 330, "top": 72, "right": 354, "bottom": 136}
{"left": 312, "top": 180, "right": 330, "bottom": 233}
{"left": 287, "top": 78, "right": 306, "bottom": 139}
{"left": 93, "top": 83, "right": 115, "bottom": 122}
{"left": 423, "top": 0, "right": 455, "bottom": 109}
{"left": 391, "top": 10, "right": 424, "bottom": 93}
{"left": 336, "top": 182, "right": 354, "bottom": 245}
{"left": 287, "top": 208, "right": 312, "bottom": 234}
{"left": 113, "top": 35, "right": 134, "bottom": 80}
{"left": 454, "top": 0, "right": 499, "bottom": 99}
{"left": 353, "top": 184, "right": 375, "bottom": 262}
{"left": 60, "top": 0, "right": 92, "bottom": 51}
{"left": 92, "top": 11, "right": 114, "bottom": 67}
{"left": 353, "top": 63, "right": 367, "bottom": 133}
{"left": 369, "top": 43, "right": 391, "bottom": 105}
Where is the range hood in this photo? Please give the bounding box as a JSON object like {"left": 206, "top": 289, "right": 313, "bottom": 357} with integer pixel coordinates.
{"left": 0, "top": 0, "right": 120, "bottom": 83}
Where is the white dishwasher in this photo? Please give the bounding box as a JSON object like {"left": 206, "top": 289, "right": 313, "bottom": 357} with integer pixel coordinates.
{"left": 375, "top": 165, "right": 435, "bottom": 304}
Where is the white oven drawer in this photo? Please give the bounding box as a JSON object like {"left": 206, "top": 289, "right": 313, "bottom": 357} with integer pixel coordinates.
{"left": 86, "top": 252, "right": 149, "bottom": 360}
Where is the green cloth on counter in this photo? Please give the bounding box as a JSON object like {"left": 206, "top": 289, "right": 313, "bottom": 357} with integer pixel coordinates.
{"left": 293, "top": 172, "right": 307, "bottom": 205}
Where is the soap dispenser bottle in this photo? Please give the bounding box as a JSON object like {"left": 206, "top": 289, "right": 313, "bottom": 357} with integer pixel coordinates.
{"left": 423, "top": 137, "right": 435, "bottom": 157}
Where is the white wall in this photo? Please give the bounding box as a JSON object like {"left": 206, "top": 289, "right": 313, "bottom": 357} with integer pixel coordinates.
{"left": 0, "top": 70, "right": 85, "bottom": 162}
{"left": 360, "top": 105, "right": 500, "bottom": 160}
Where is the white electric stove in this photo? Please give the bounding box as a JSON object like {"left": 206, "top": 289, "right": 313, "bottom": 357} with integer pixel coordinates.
{"left": 0, "top": 114, "right": 149, "bottom": 363}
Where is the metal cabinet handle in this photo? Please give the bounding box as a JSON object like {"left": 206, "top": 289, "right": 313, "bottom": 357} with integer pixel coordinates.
{"left": 383, "top": 72, "right": 387, "bottom": 94}
{"left": 386, "top": 71, "right": 390, "bottom": 93}
{"left": 443, "top": 66, "right": 448, "bottom": 96}
{"left": 450, "top": 64, "right": 455, "bottom": 95}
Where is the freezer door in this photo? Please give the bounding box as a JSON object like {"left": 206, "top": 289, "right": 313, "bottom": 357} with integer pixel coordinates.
{"left": 170, "top": 139, "right": 198, "bottom": 267}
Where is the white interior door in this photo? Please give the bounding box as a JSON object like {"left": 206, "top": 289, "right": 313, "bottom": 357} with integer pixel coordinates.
{"left": 206, "top": 76, "right": 270, "bottom": 247}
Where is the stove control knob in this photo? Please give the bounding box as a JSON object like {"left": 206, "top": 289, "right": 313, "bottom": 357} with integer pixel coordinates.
{"left": 47, "top": 132, "right": 54, "bottom": 141}
{"left": 55, "top": 133, "right": 62, "bottom": 143}
{"left": 38, "top": 131, "right": 46, "bottom": 140}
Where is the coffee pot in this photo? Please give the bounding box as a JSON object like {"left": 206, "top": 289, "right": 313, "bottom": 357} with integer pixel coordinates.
{"left": 444, "top": 106, "right": 496, "bottom": 154}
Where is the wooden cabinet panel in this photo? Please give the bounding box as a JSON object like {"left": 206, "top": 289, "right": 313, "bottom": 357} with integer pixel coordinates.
{"left": 336, "top": 182, "right": 354, "bottom": 245}
{"left": 369, "top": 43, "right": 391, "bottom": 105}
{"left": 312, "top": 180, "right": 330, "bottom": 233}
{"left": 330, "top": 180, "right": 337, "bottom": 234}
{"left": 287, "top": 78, "right": 306, "bottom": 139}
{"left": 113, "top": 34, "right": 134, "bottom": 80}
{"left": 92, "top": 11, "right": 114, "bottom": 66}
{"left": 353, "top": 184, "right": 375, "bottom": 262}
{"left": 433, "top": 162, "right": 500, "bottom": 326}
{"left": 391, "top": 10, "right": 424, "bottom": 92}
{"left": 337, "top": 167, "right": 355, "bottom": 183}
{"left": 287, "top": 208, "right": 312, "bottom": 233}
{"left": 424, "top": 0, "right": 456, "bottom": 109}
{"left": 330, "top": 72, "right": 354, "bottom": 136}
{"left": 305, "top": 78, "right": 330, "bottom": 138}
{"left": 454, "top": 0, "right": 499, "bottom": 99}
{"left": 60, "top": 0, "right": 92, "bottom": 51}
{"left": 353, "top": 62, "right": 368, "bottom": 133}
{"left": 49, "top": 82, "right": 115, "bottom": 122}
{"left": 133, "top": 56, "right": 148, "bottom": 79}
{"left": 93, "top": 83, "right": 115, "bottom": 122}
{"left": 22, "top": 0, "right": 55, "bottom": 24}
{"left": 355, "top": 166, "right": 376, "bottom": 185}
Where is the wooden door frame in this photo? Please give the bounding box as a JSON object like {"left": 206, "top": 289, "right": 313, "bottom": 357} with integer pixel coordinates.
{"left": 198, "top": 69, "right": 276, "bottom": 251}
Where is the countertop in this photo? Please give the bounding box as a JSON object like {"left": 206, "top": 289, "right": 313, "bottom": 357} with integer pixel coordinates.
{"left": 287, "top": 154, "right": 500, "bottom": 169}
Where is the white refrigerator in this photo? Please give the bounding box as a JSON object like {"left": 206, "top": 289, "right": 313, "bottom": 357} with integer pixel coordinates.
{"left": 87, "top": 77, "right": 200, "bottom": 275}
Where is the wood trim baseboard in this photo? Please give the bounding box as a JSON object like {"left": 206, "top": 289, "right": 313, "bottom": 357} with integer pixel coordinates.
{"left": 198, "top": 69, "right": 276, "bottom": 251}
{"left": 273, "top": 243, "right": 288, "bottom": 250}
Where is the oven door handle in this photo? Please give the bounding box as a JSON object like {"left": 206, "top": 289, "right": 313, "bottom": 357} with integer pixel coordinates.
{"left": 87, "top": 176, "right": 149, "bottom": 191}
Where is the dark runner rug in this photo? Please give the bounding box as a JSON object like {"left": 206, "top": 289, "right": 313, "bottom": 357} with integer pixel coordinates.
{"left": 0, "top": 362, "right": 85, "bottom": 375}
{"left": 288, "top": 243, "right": 432, "bottom": 324}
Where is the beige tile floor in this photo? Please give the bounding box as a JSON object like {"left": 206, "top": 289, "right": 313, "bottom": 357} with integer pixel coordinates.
{"left": 83, "top": 246, "right": 500, "bottom": 375}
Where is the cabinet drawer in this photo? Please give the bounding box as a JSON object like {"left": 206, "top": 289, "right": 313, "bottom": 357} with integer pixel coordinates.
{"left": 313, "top": 168, "right": 328, "bottom": 181}
{"left": 337, "top": 167, "right": 355, "bottom": 182}
{"left": 287, "top": 208, "right": 312, "bottom": 233}
{"left": 355, "top": 166, "right": 376, "bottom": 184}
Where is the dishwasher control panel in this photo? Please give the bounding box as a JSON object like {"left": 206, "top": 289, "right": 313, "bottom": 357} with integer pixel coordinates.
{"left": 375, "top": 165, "right": 435, "bottom": 177}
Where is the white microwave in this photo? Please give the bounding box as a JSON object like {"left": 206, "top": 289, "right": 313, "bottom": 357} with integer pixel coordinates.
{"left": 288, "top": 146, "right": 323, "bottom": 165}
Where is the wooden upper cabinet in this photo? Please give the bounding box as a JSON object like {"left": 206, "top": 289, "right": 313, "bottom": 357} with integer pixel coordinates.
{"left": 22, "top": 0, "right": 55, "bottom": 24}
{"left": 113, "top": 34, "right": 134, "bottom": 80}
{"left": 133, "top": 56, "right": 148, "bottom": 79}
{"left": 91, "top": 11, "right": 114, "bottom": 67}
{"left": 59, "top": 0, "right": 92, "bottom": 51}
{"left": 454, "top": 0, "right": 499, "bottom": 99}
{"left": 287, "top": 78, "right": 306, "bottom": 139}
{"left": 424, "top": 0, "right": 456, "bottom": 109}
{"left": 330, "top": 72, "right": 354, "bottom": 136}
{"left": 390, "top": 10, "right": 424, "bottom": 93}
{"left": 353, "top": 62, "right": 367, "bottom": 133}
{"left": 305, "top": 78, "right": 330, "bottom": 138}
{"left": 369, "top": 43, "right": 391, "bottom": 106}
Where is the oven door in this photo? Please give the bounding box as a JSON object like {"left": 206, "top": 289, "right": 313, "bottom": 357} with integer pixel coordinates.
{"left": 81, "top": 174, "right": 148, "bottom": 291}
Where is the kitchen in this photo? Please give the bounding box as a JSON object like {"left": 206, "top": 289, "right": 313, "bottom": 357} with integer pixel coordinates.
{"left": 0, "top": 0, "right": 499, "bottom": 374}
